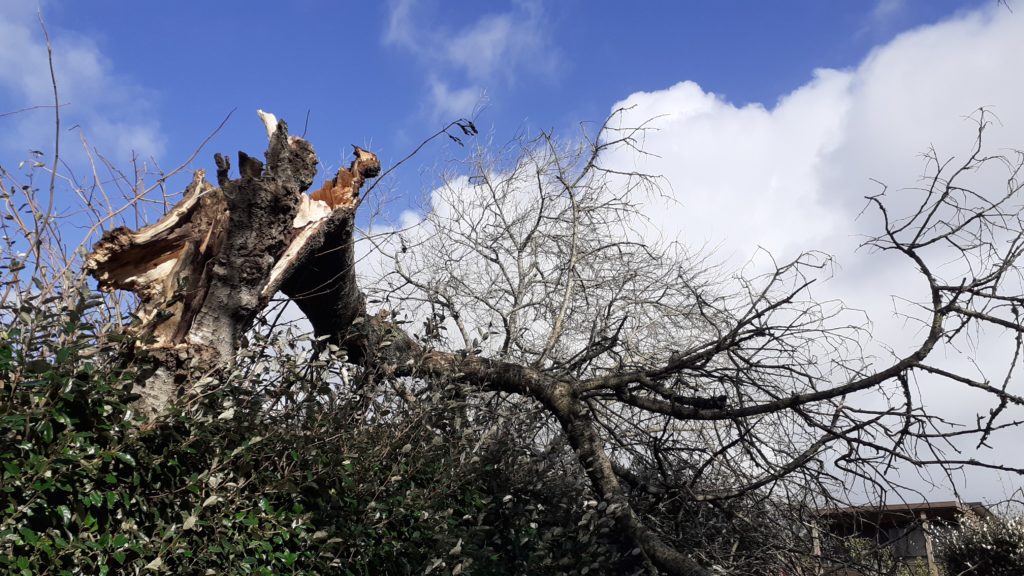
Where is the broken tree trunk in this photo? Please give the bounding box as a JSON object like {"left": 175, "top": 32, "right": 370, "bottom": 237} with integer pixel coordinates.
{"left": 85, "top": 117, "right": 377, "bottom": 417}
{"left": 84, "top": 114, "right": 709, "bottom": 576}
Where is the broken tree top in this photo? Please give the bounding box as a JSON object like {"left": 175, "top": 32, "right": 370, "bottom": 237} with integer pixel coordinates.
{"left": 85, "top": 111, "right": 380, "bottom": 383}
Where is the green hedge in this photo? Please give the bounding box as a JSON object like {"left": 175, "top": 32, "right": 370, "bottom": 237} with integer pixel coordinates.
{"left": 937, "top": 513, "right": 1024, "bottom": 576}
{"left": 0, "top": 278, "right": 641, "bottom": 575}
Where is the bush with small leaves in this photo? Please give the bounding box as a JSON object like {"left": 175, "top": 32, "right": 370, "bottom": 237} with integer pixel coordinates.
{"left": 0, "top": 248, "right": 644, "bottom": 575}
{"left": 936, "top": 513, "right": 1024, "bottom": 576}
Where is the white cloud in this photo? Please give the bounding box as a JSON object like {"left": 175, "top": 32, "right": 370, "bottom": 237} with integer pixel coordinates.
{"left": 0, "top": 5, "right": 164, "bottom": 164}
{"left": 610, "top": 71, "right": 854, "bottom": 263}
{"left": 603, "top": 3, "right": 1024, "bottom": 501}
{"left": 363, "top": 1, "right": 1024, "bottom": 503}
{"left": 384, "top": 0, "right": 557, "bottom": 119}
{"left": 372, "top": 1, "right": 1024, "bottom": 503}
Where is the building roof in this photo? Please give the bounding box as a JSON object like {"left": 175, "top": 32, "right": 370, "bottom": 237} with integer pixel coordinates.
{"left": 820, "top": 500, "right": 993, "bottom": 528}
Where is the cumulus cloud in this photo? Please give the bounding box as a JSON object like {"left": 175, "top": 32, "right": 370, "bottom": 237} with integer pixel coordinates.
{"left": 373, "top": 2, "right": 1024, "bottom": 502}
{"left": 0, "top": 5, "right": 164, "bottom": 165}
{"left": 609, "top": 71, "right": 855, "bottom": 263}
{"left": 603, "top": 3, "right": 1024, "bottom": 500}
{"left": 384, "top": 0, "right": 557, "bottom": 119}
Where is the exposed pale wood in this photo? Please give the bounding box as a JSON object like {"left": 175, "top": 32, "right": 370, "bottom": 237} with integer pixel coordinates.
{"left": 86, "top": 117, "right": 318, "bottom": 417}
{"left": 308, "top": 145, "right": 380, "bottom": 209}
{"left": 86, "top": 169, "right": 223, "bottom": 347}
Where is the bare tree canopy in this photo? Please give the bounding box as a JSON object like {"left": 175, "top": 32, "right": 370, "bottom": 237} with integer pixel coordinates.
{"left": 81, "top": 110, "right": 1024, "bottom": 575}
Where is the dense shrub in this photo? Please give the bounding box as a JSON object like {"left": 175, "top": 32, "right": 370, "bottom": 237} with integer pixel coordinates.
{"left": 0, "top": 281, "right": 324, "bottom": 575}
{"left": 936, "top": 512, "right": 1024, "bottom": 576}
{"left": 0, "top": 255, "right": 646, "bottom": 575}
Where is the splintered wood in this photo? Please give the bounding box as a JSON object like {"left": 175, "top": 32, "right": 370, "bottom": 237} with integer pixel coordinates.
{"left": 86, "top": 113, "right": 380, "bottom": 353}
{"left": 85, "top": 169, "right": 226, "bottom": 347}
{"left": 82, "top": 109, "right": 388, "bottom": 418}
{"left": 309, "top": 146, "right": 381, "bottom": 209}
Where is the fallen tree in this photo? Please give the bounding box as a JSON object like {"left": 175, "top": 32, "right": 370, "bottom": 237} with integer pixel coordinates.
{"left": 82, "top": 111, "right": 1024, "bottom": 575}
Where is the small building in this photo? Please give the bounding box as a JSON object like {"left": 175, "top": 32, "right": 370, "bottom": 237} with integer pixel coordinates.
{"left": 815, "top": 500, "right": 993, "bottom": 575}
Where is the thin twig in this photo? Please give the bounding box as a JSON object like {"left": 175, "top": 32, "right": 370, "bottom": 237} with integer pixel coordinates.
{"left": 36, "top": 10, "right": 60, "bottom": 274}
{"left": 141, "top": 108, "right": 235, "bottom": 196}
{"left": 361, "top": 118, "right": 476, "bottom": 203}
{"left": 0, "top": 103, "right": 68, "bottom": 119}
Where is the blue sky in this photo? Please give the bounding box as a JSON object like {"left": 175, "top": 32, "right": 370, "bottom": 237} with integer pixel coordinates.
{"left": 0, "top": 0, "right": 995, "bottom": 204}
{"left": 3, "top": 1, "right": 1023, "bottom": 501}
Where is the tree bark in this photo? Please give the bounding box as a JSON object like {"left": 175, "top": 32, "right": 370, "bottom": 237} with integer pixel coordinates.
{"left": 87, "top": 120, "right": 319, "bottom": 417}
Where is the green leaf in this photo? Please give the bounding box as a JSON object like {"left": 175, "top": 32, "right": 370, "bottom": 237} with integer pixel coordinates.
{"left": 56, "top": 346, "right": 73, "bottom": 364}
{"left": 86, "top": 491, "right": 103, "bottom": 507}
{"left": 115, "top": 452, "right": 136, "bottom": 467}
{"left": 52, "top": 411, "right": 71, "bottom": 427}
{"left": 18, "top": 527, "right": 38, "bottom": 545}
{"left": 38, "top": 420, "right": 54, "bottom": 444}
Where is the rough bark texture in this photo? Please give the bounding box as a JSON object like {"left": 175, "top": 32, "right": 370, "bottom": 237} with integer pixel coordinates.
{"left": 85, "top": 116, "right": 709, "bottom": 576}
{"left": 86, "top": 121, "right": 319, "bottom": 417}
{"left": 279, "top": 147, "right": 382, "bottom": 364}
